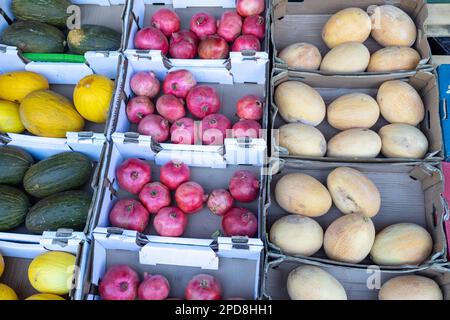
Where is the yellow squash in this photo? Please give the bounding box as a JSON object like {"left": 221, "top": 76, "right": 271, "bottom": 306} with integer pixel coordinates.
{"left": 25, "top": 293, "right": 65, "bottom": 300}
{"left": 19, "top": 90, "right": 84, "bottom": 138}
{"left": 0, "top": 252, "right": 4, "bottom": 277}
{"left": 0, "top": 283, "right": 18, "bottom": 300}
{"left": 0, "top": 71, "right": 49, "bottom": 103}
{"left": 28, "top": 251, "right": 76, "bottom": 295}
{"left": 0, "top": 100, "right": 25, "bottom": 133}
{"left": 73, "top": 74, "right": 114, "bottom": 123}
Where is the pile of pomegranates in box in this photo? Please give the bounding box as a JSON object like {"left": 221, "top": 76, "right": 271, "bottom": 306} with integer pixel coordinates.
{"left": 126, "top": 69, "right": 264, "bottom": 145}
{"left": 133, "top": 0, "right": 266, "bottom": 59}
{"left": 109, "top": 158, "right": 260, "bottom": 238}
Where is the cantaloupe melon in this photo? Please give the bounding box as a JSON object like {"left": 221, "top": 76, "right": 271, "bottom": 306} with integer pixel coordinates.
{"left": 368, "top": 47, "right": 420, "bottom": 72}
{"left": 278, "top": 43, "right": 322, "bottom": 70}
{"left": 379, "top": 124, "right": 428, "bottom": 159}
{"left": 278, "top": 123, "right": 327, "bottom": 157}
{"left": 320, "top": 42, "right": 370, "bottom": 73}
{"left": 327, "top": 128, "right": 382, "bottom": 158}
{"left": 379, "top": 275, "right": 443, "bottom": 300}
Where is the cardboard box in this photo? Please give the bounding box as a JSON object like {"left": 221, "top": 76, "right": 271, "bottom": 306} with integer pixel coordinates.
{"left": 271, "top": 0, "right": 432, "bottom": 76}
{"left": 123, "top": 0, "right": 269, "bottom": 84}
{"left": 438, "top": 64, "right": 450, "bottom": 160}
{"left": 270, "top": 70, "right": 443, "bottom": 162}
{"left": 264, "top": 158, "right": 447, "bottom": 269}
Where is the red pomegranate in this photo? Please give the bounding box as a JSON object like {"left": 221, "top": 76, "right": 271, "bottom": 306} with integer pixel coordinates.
{"left": 109, "top": 199, "right": 150, "bottom": 232}
{"left": 138, "top": 114, "right": 170, "bottom": 143}
{"left": 222, "top": 207, "right": 258, "bottom": 237}
{"left": 236, "top": 95, "right": 263, "bottom": 120}
{"left": 170, "top": 117, "right": 196, "bottom": 145}
{"left": 190, "top": 13, "right": 217, "bottom": 40}
{"left": 139, "top": 182, "right": 171, "bottom": 214}
{"left": 99, "top": 265, "right": 139, "bottom": 300}
{"left": 126, "top": 96, "right": 155, "bottom": 124}
{"left": 175, "top": 30, "right": 200, "bottom": 46}
{"left": 175, "top": 181, "right": 208, "bottom": 214}
{"left": 156, "top": 94, "right": 186, "bottom": 123}
{"left": 130, "top": 71, "right": 160, "bottom": 98}
{"left": 229, "top": 170, "right": 259, "bottom": 202}
{"left": 185, "top": 274, "right": 222, "bottom": 300}
{"left": 134, "top": 27, "right": 169, "bottom": 54}
{"left": 138, "top": 273, "right": 170, "bottom": 300}
{"left": 242, "top": 15, "right": 265, "bottom": 39}
{"left": 159, "top": 160, "right": 191, "bottom": 190}
{"left": 207, "top": 189, "right": 234, "bottom": 216}
{"left": 201, "top": 113, "right": 232, "bottom": 145}
{"left": 231, "top": 35, "right": 261, "bottom": 52}
{"left": 162, "top": 69, "right": 197, "bottom": 99}
{"left": 231, "top": 119, "right": 261, "bottom": 139}
{"left": 186, "top": 85, "right": 220, "bottom": 119}
{"left": 236, "top": 0, "right": 265, "bottom": 17}
{"left": 198, "top": 35, "right": 229, "bottom": 60}
{"left": 151, "top": 8, "right": 181, "bottom": 37}
{"left": 153, "top": 207, "right": 188, "bottom": 237}
{"left": 169, "top": 32, "right": 198, "bottom": 59}
{"left": 116, "top": 158, "right": 152, "bottom": 194}
{"left": 217, "top": 11, "right": 243, "bottom": 43}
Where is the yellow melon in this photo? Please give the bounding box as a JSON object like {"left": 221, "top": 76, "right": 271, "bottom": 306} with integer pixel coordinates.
{"left": 379, "top": 123, "right": 428, "bottom": 159}
{"left": 278, "top": 123, "right": 327, "bottom": 157}
{"left": 0, "top": 71, "right": 49, "bottom": 103}
{"left": 379, "top": 275, "right": 443, "bottom": 300}
{"left": 368, "top": 47, "right": 420, "bottom": 72}
{"left": 320, "top": 42, "right": 370, "bottom": 73}
{"left": 278, "top": 43, "right": 322, "bottom": 70}
{"left": 327, "top": 128, "right": 382, "bottom": 158}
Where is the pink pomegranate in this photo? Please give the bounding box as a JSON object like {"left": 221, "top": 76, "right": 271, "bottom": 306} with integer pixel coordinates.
{"left": 231, "top": 119, "right": 261, "bottom": 139}
{"left": 207, "top": 189, "right": 234, "bottom": 216}
{"left": 126, "top": 96, "right": 155, "bottom": 124}
{"left": 186, "top": 85, "right": 220, "bottom": 119}
{"left": 156, "top": 94, "right": 186, "bottom": 123}
{"left": 222, "top": 207, "right": 258, "bottom": 237}
{"left": 139, "top": 182, "right": 171, "bottom": 214}
{"left": 201, "top": 113, "right": 232, "bottom": 145}
{"left": 170, "top": 117, "right": 196, "bottom": 145}
{"left": 109, "top": 199, "right": 150, "bottom": 232}
{"left": 134, "top": 27, "right": 169, "bottom": 54}
{"left": 190, "top": 13, "right": 217, "bottom": 40}
{"left": 99, "top": 265, "right": 139, "bottom": 300}
{"left": 116, "top": 158, "right": 152, "bottom": 194}
{"left": 162, "top": 69, "right": 197, "bottom": 99}
{"left": 130, "top": 71, "right": 160, "bottom": 98}
{"left": 217, "top": 11, "right": 243, "bottom": 43}
{"left": 237, "top": 0, "right": 265, "bottom": 17}
{"left": 153, "top": 207, "right": 188, "bottom": 237}
{"left": 229, "top": 170, "right": 259, "bottom": 202}
{"left": 242, "top": 15, "right": 265, "bottom": 39}
{"left": 151, "top": 8, "right": 181, "bottom": 37}
{"left": 198, "top": 35, "right": 229, "bottom": 59}
{"left": 231, "top": 35, "right": 261, "bottom": 52}
{"left": 160, "top": 160, "right": 191, "bottom": 190}
{"left": 138, "top": 273, "right": 170, "bottom": 300}
{"left": 138, "top": 114, "right": 170, "bottom": 143}
{"left": 236, "top": 95, "right": 263, "bottom": 120}
{"left": 174, "top": 30, "right": 200, "bottom": 46}
{"left": 185, "top": 274, "right": 222, "bottom": 300}
{"left": 169, "top": 32, "right": 198, "bottom": 59}
{"left": 175, "top": 181, "right": 208, "bottom": 214}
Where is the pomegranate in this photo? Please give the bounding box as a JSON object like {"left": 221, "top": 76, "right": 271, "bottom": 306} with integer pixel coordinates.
{"left": 151, "top": 8, "right": 181, "bottom": 37}
{"left": 138, "top": 114, "right": 170, "bottom": 143}
{"left": 236, "top": 95, "right": 263, "bottom": 120}
{"left": 207, "top": 189, "right": 234, "bottom": 216}
{"left": 169, "top": 32, "right": 198, "bottom": 59}
{"left": 201, "top": 113, "right": 232, "bottom": 145}
{"left": 109, "top": 199, "right": 150, "bottom": 232}
{"left": 153, "top": 207, "right": 188, "bottom": 237}
{"left": 138, "top": 273, "right": 170, "bottom": 300}
{"left": 175, "top": 181, "right": 208, "bottom": 214}
{"left": 156, "top": 94, "right": 186, "bottom": 123}
{"left": 231, "top": 119, "right": 261, "bottom": 139}
{"left": 160, "top": 160, "right": 191, "bottom": 190}
{"left": 116, "top": 158, "right": 152, "bottom": 194}
{"left": 126, "top": 96, "right": 155, "bottom": 124}
{"left": 236, "top": 0, "right": 265, "bottom": 17}
{"left": 217, "top": 11, "right": 243, "bottom": 43}
{"left": 229, "top": 170, "right": 259, "bottom": 202}
{"left": 185, "top": 274, "right": 222, "bottom": 300}
{"left": 175, "top": 30, "right": 200, "bottom": 46}
{"left": 190, "top": 13, "right": 217, "bottom": 40}
{"left": 198, "top": 35, "right": 229, "bottom": 60}
{"left": 134, "top": 27, "right": 169, "bottom": 54}
{"left": 99, "top": 265, "right": 139, "bottom": 300}
{"left": 139, "top": 182, "right": 171, "bottom": 214}
{"left": 130, "top": 71, "right": 160, "bottom": 98}
{"left": 186, "top": 85, "right": 220, "bottom": 119}
{"left": 222, "top": 207, "right": 258, "bottom": 237}
{"left": 242, "top": 15, "right": 265, "bottom": 39}
{"left": 163, "top": 70, "right": 197, "bottom": 99}
{"left": 170, "top": 117, "right": 195, "bottom": 145}
{"left": 231, "top": 35, "right": 261, "bottom": 52}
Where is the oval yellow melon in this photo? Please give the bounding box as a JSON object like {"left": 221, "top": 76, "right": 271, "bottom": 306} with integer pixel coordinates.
{"left": 26, "top": 293, "right": 65, "bottom": 300}
{"left": 327, "top": 93, "right": 380, "bottom": 130}
{"left": 0, "top": 253, "right": 4, "bottom": 278}
{"left": 287, "top": 265, "right": 347, "bottom": 300}
{"left": 367, "top": 47, "right": 420, "bottom": 72}
{"left": 377, "top": 80, "right": 424, "bottom": 126}
{"left": 320, "top": 42, "right": 370, "bottom": 73}
{"left": 278, "top": 43, "right": 322, "bottom": 70}
{"left": 275, "top": 173, "right": 332, "bottom": 217}
{"left": 0, "top": 71, "right": 49, "bottom": 103}
{"left": 278, "top": 123, "right": 327, "bottom": 157}
{"left": 370, "top": 223, "right": 432, "bottom": 266}
{"left": 73, "top": 74, "right": 114, "bottom": 123}
{"left": 322, "top": 7, "right": 372, "bottom": 49}
{"left": 0, "top": 283, "right": 18, "bottom": 300}
{"left": 379, "top": 275, "right": 443, "bottom": 300}
{"left": 0, "top": 100, "right": 25, "bottom": 133}
{"left": 327, "top": 128, "right": 382, "bottom": 158}
{"left": 379, "top": 123, "right": 428, "bottom": 159}
{"left": 270, "top": 215, "right": 324, "bottom": 256}
{"left": 274, "top": 81, "right": 325, "bottom": 126}
{"left": 367, "top": 5, "right": 417, "bottom": 47}
{"left": 19, "top": 90, "right": 85, "bottom": 138}
{"left": 327, "top": 167, "right": 381, "bottom": 218}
